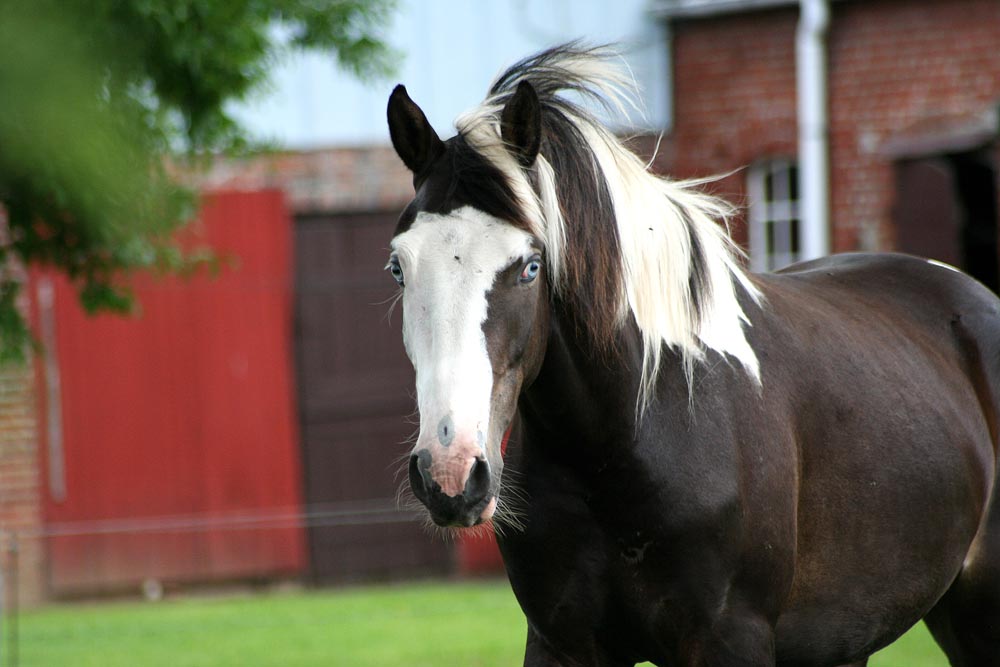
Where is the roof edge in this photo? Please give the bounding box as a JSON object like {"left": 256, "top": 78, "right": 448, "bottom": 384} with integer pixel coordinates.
{"left": 648, "top": 0, "right": 798, "bottom": 19}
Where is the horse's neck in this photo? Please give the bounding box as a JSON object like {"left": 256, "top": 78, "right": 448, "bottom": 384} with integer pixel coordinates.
{"left": 518, "top": 308, "right": 645, "bottom": 453}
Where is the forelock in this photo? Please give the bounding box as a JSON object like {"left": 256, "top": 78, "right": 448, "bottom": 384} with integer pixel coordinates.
{"left": 393, "top": 135, "right": 535, "bottom": 238}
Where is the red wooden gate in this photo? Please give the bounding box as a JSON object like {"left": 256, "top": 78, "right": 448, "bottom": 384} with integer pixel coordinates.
{"left": 34, "top": 190, "right": 306, "bottom": 594}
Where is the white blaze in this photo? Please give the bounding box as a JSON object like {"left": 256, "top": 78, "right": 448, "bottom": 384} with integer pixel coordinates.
{"left": 391, "top": 207, "right": 535, "bottom": 449}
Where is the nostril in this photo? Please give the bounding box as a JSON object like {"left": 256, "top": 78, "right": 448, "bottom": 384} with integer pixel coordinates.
{"left": 408, "top": 449, "right": 434, "bottom": 502}
{"left": 465, "top": 457, "right": 491, "bottom": 501}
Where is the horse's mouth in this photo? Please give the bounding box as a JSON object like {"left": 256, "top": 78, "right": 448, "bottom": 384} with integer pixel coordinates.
{"left": 427, "top": 493, "right": 496, "bottom": 529}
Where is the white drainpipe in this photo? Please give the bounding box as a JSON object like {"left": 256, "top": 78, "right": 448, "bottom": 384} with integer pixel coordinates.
{"left": 797, "top": 0, "right": 831, "bottom": 259}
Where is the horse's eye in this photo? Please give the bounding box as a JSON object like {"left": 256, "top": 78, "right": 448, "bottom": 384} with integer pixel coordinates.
{"left": 519, "top": 258, "right": 541, "bottom": 284}
{"left": 386, "top": 256, "right": 405, "bottom": 287}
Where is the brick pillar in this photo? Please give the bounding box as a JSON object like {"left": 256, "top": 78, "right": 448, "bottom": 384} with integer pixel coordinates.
{"left": 0, "top": 210, "right": 45, "bottom": 606}
{"left": 0, "top": 355, "right": 45, "bottom": 606}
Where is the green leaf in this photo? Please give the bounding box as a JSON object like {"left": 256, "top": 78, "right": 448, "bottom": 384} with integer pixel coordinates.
{"left": 0, "top": 0, "right": 397, "bottom": 365}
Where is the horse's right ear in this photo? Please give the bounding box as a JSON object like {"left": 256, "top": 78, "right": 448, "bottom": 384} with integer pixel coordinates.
{"left": 387, "top": 85, "right": 444, "bottom": 178}
{"left": 500, "top": 81, "right": 541, "bottom": 167}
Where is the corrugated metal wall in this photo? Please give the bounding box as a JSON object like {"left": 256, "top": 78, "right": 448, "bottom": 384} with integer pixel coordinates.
{"left": 35, "top": 190, "right": 306, "bottom": 594}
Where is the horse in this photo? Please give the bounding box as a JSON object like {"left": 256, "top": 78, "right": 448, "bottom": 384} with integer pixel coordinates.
{"left": 384, "top": 44, "right": 1000, "bottom": 667}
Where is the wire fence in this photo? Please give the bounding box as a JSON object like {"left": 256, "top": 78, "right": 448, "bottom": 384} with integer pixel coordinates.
{"left": 0, "top": 499, "right": 433, "bottom": 667}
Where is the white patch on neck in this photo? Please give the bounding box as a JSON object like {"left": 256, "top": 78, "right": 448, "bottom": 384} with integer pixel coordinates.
{"left": 391, "top": 207, "right": 535, "bottom": 444}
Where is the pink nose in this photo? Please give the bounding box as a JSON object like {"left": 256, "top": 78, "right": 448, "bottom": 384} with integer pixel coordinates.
{"left": 409, "top": 447, "right": 492, "bottom": 527}
{"left": 416, "top": 416, "right": 485, "bottom": 495}
{"left": 424, "top": 444, "right": 477, "bottom": 497}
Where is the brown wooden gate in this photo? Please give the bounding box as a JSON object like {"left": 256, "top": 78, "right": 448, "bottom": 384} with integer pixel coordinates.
{"left": 294, "top": 211, "right": 451, "bottom": 582}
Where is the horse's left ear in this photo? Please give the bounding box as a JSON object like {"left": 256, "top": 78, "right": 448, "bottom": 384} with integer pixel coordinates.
{"left": 501, "top": 81, "right": 541, "bottom": 168}
{"left": 387, "top": 84, "right": 444, "bottom": 178}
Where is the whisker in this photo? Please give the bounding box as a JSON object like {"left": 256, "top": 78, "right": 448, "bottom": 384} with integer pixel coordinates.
{"left": 492, "top": 464, "right": 530, "bottom": 535}
{"left": 373, "top": 289, "right": 402, "bottom": 308}
{"left": 391, "top": 453, "right": 412, "bottom": 488}
{"left": 381, "top": 289, "right": 404, "bottom": 323}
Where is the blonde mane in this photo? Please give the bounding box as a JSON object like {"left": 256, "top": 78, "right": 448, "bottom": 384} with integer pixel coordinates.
{"left": 454, "top": 44, "right": 761, "bottom": 409}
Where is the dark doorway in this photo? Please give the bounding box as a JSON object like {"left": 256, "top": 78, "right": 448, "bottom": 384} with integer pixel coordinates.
{"left": 894, "top": 147, "right": 998, "bottom": 292}
{"left": 293, "top": 211, "right": 450, "bottom": 583}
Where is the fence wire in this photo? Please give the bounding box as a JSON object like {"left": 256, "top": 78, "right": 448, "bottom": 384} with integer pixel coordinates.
{"left": 0, "top": 498, "right": 431, "bottom": 667}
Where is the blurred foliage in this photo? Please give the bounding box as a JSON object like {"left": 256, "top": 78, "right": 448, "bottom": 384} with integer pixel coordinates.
{"left": 0, "top": 0, "right": 397, "bottom": 362}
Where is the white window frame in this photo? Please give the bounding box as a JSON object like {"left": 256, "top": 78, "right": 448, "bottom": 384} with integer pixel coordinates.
{"left": 747, "top": 159, "right": 802, "bottom": 272}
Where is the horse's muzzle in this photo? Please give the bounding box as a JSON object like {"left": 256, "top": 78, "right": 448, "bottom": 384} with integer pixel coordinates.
{"left": 409, "top": 449, "right": 493, "bottom": 527}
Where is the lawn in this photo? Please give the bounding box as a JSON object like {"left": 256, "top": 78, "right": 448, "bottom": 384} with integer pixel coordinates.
{"left": 15, "top": 580, "right": 947, "bottom": 666}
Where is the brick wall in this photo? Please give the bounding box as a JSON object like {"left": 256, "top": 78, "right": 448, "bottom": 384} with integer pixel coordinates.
{"left": 197, "top": 145, "right": 413, "bottom": 214}
{"left": 662, "top": 0, "right": 1000, "bottom": 253}
{"left": 0, "top": 353, "right": 44, "bottom": 606}
{"left": 0, "top": 210, "right": 44, "bottom": 605}
{"left": 828, "top": 0, "right": 1000, "bottom": 251}
{"left": 664, "top": 7, "right": 799, "bottom": 247}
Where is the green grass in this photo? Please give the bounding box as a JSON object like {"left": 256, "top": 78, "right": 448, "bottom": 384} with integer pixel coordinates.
{"left": 870, "top": 622, "right": 947, "bottom": 667}
{"left": 18, "top": 581, "right": 526, "bottom": 667}
{"left": 15, "top": 580, "right": 947, "bottom": 666}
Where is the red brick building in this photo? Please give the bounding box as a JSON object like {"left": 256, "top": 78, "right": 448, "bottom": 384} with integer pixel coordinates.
{"left": 655, "top": 0, "right": 1000, "bottom": 289}
{"left": 0, "top": 149, "right": 422, "bottom": 606}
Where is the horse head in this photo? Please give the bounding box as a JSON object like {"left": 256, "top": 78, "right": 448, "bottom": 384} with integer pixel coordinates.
{"left": 386, "top": 82, "right": 549, "bottom": 528}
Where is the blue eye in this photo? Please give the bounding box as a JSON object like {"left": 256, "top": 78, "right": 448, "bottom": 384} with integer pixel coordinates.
{"left": 519, "top": 258, "right": 541, "bottom": 283}
{"left": 387, "top": 256, "right": 404, "bottom": 287}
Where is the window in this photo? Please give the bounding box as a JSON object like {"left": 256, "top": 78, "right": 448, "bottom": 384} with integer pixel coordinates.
{"left": 747, "top": 160, "right": 801, "bottom": 272}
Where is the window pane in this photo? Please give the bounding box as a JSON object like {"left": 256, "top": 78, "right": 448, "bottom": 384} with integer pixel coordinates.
{"left": 770, "top": 202, "right": 794, "bottom": 221}
{"left": 748, "top": 159, "right": 800, "bottom": 273}
{"left": 774, "top": 218, "right": 791, "bottom": 265}
{"left": 765, "top": 221, "right": 775, "bottom": 270}
{"left": 772, "top": 163, "right": 789, "bottom": 203}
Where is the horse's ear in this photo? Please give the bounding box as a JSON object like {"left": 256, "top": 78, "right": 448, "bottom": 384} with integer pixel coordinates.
{"left": 500, "top": 81, "right": 541, "bottom": 168}
{"left": 387, "top": 85, "right": 444, "bottom": 177}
